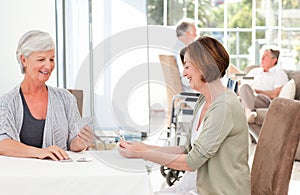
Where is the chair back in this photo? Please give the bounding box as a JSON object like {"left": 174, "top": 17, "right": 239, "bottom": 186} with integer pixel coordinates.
{"left": 68, "top": 89, "right": 83, "bottom": 117}
{"left": 159, "top": 55, "right": 183, "bottom": 121}
{"left": 251, "top": 98, "right": 300, "bottom": 195}
{"left": 159, "top": 54, "right": 183, "bottom": 96}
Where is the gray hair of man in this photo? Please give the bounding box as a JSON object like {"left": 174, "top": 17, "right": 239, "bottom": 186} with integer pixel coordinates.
{"left": 16, "top": 30, "right": 55, "bottom": 74}
{"left": 261, "top": 44, "right": 280, "bottom": 65}
{"left": 176, "top": 18, "right": 195, "bottom": 38}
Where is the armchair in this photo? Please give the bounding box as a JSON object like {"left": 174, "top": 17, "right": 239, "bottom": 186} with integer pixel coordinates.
{"left": 251, "top": 97, "right": 300, "bottom": 194}
{"left": 246, "top": 68, "right": 300, "bottom": 160}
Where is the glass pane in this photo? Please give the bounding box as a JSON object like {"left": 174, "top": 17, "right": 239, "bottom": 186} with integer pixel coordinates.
{"left": 206, "top": 1, "right": 224, "bottom": 28}
{"left": 282, "top": 1, "right": 300, "bottom": 28}
{"left": 227, "top": 0, "right": 252, "bottom": 28}
{"left": 230, "top": 58, "right": 250, "bottom": 71}
{"left": 230, "top": 58, "right": 237, "bottom": 67}
{"left": 200, "top": 31, "right": 224, "bottom": 42}
{"left": 227, "top": 31, "right": 251, "bottom": 54}
{"left": 256, "top": 29, "right": 279, "bottom": 46}
{"left": 197, "top": 0, "right": 215, "bottom": 27}
{"left": 212, "top": 31, "right": 224, "bottom": 43}
{"left": 227, "top": 31, "right": 252, "bottom": 70}
{"left": 239, "top": 58, "right": 251, "bottom": 71}
{"left": 266, "top": 29, "right": 279, "bottom": 44}
{"left": 168, "top": 0, "right": 195, "bottom": 25}
{"left": 147, "top": 0, "right": 163, "bottom": 25}
{"left": 281, "top": 30, "right": 300, "bottom": 70}
{"left": 256, "top": 0, "right": 279, "bottom": 27}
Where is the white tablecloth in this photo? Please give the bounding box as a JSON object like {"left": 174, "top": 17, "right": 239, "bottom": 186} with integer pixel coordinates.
{"left": 0, "top": 150, "right": 152, "bottom": 195}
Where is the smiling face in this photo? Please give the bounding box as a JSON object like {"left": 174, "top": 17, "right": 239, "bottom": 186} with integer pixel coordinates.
{"left": 183, "top": 52, "right": 205, "bottom": 92}
{"left": 21, "top": 49, "right": 55, "bottom": 84}
{"left": 181, "top": 36, "right": 230, "bottom": 92}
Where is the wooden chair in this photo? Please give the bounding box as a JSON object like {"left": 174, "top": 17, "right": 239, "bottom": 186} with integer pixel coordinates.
{"left": 159, "top": 55, "right": 183, "bottom": 124}
{"left": 251, "top": 98, "right": 300, "bottom": 195}
{"left": 68, "top": 89, "right": 83, "bottom": 117}
{"left": 159, "top": 55, "right": 183, "bottom": 108}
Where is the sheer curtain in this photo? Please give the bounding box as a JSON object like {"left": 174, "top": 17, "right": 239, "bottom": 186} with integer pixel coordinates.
{"left": 57, "top": 0, "right": 157, "bottom": 134}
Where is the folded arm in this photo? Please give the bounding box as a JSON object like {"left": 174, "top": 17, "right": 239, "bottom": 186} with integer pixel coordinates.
{"left": 255, "top": 86, "right": 282, "bottom": 99}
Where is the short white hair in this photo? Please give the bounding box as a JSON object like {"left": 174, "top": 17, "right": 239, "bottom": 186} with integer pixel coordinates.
{"left": 16, "top": 30, "right": 55, "bottom": 74}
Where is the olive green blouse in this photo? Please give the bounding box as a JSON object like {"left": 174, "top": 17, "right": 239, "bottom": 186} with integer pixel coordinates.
{"left": 184, "top": 90, "right": 251, "bottom": 195}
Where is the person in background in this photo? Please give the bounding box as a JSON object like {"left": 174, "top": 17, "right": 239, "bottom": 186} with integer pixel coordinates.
{"left": 0, "top": 30, "right": 94, "bottom": 161}
{"left": 239, "top": 46, "right": 289, "bottom": 123}
{"left": 119, "top": 36, "right": 250, "bottom": 194}
{"left": 176, "top": 18, "right": 197, "bottom": 46}
{"left": 175, "top": 18, "right": 198, "bottom": 92}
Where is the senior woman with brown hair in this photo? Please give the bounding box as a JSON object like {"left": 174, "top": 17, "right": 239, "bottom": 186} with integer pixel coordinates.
{"left": 119, "top": 36, "right": 250, "bottom": 194}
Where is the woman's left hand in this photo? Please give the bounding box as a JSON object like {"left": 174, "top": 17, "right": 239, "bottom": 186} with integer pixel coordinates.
{"left": 118, "top": 140, "right": 147, "bottom": 158}
{"left": 77, "top": 126, "right": 95, "bottom": 150}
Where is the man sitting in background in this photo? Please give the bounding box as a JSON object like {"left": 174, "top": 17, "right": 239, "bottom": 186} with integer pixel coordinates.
{"left": 239, "top": 46, "right": 289, "bottom": 123}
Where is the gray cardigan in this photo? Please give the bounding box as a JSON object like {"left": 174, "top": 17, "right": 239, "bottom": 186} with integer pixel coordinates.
{"left": 0, "top": 85, "right": 81, "bottom": 150}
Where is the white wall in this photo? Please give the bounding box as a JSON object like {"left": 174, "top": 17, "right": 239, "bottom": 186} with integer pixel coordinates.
{"left": 0, "top": 0, "right": 56, "bottom": 95}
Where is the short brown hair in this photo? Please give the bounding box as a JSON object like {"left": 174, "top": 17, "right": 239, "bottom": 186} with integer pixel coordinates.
{"left": 180, "top": 36, "right": 229, "bottom": 82}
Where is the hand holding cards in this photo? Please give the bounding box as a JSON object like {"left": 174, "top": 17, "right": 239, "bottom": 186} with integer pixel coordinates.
{"left": 75, "top": 117, "right": 95, "bottom": 151}
{"left": 115, "top": 130, "right": 125, "bottom": 141}
{"left": 75, "top": 116, "right": 94, "bottom": 132}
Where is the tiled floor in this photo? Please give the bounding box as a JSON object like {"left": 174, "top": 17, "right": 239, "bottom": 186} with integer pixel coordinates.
{"left": 148, "top": 142, "right": 300, "bottom": 194}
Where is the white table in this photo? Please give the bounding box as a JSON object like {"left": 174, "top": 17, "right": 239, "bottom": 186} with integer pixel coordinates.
{"left": 0, "top": 150, "right": 152, "bottom": 195}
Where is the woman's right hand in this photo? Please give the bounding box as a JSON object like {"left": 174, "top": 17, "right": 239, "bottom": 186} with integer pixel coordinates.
{"left": 118, "top": 140, "right": 148, "bottom": 158}
{"left": 36, "top": 145, "right": 69, "bottom": 161}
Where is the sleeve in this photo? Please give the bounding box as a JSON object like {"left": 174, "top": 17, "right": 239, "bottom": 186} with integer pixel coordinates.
{"left": 41, "top": 87, "right": 81, "bottom": 149}
{"left": 65, "top": 92, "right": 81, "bottom": 148}
{"left": 274, "top": 69, "right": 289, "bottom": 88}
{"left": 46, "top": 87, "right": 82, "bottom": 149}
{"left": 0, "top": 99, "right": 11, "bottom": 140}
{"left": 61, "top": 92, "right": 81, "bottom": 149}
{"left": 0, "top": 95, "right": 21, "bottom": 142}
{"left": 186, "top": 102, "right": 234, "bottom": 171}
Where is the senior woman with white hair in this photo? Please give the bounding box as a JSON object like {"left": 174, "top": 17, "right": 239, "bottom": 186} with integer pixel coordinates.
{"left": 0, "top": 30, "right": 94, "bottom": 161}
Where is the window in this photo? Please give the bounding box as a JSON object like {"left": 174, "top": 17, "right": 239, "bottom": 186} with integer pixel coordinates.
{"left": 56, "top": 0, "right": 300, "bottom": 135}
{"left": 148, "top": 0, "right": 300, "bottom": 70}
